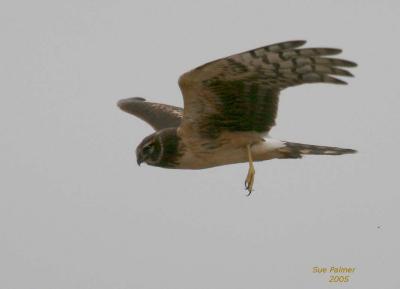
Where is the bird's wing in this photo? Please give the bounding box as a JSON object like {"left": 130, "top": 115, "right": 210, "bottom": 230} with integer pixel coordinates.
{"left": 178, "top": 40, "right": 356, "bottom": 139}
{"left": 118, "top": 97, "right": 183, "bottom": 131}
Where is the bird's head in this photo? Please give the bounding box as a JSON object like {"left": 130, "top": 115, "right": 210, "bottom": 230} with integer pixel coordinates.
{"left": 135, "top": 128, "right": 181, "bottom": 168}
{"left": 136, "top": 132, "right": 161, "bottom": 166}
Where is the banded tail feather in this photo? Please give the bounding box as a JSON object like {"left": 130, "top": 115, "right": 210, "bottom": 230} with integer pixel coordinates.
{"left": 278, "top": 141, "right": 357, "bottom": 159}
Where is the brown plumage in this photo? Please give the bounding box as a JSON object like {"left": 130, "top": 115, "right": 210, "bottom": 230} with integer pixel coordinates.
{"left": 118, "top": 40, "right": 357, "bottom": 195}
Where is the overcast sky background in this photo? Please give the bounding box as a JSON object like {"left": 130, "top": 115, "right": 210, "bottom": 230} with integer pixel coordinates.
{"left": 1, "top": 1, "right": 399, "bottom": 288}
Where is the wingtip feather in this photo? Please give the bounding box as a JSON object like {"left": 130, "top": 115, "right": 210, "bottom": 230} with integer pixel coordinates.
{"left": 281, "top": 40, "right": 307, "bottom": 49}
{"left": 324, "top": 75, "right": 348, "bottom": 85}
{"left": 117, "top": 97, "right": 146, "bottom": 110}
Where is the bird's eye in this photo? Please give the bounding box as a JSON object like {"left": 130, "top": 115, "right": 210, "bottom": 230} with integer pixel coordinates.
{"left": 143, "top": 144, "right": 154, "bottom": 154}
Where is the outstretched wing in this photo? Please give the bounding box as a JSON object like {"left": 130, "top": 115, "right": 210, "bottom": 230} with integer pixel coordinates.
{"left": 118, "top": 97, "right": 183, "bottom": 131}
{"left": 178, "top": 40, "right": 356, "bottom": 139}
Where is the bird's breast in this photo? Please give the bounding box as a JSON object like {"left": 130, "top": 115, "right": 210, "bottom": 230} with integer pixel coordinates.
{"left": 175, "top": 133, "right": 283, "bottom": 169}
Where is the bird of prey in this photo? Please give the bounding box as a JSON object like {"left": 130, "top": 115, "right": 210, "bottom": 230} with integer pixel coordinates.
{"left": 118, "top": 40, "right": 357, "bottom": 195}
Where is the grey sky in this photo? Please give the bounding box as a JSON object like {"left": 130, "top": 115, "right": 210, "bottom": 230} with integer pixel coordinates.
{"left": 1, "top": 1, "right": 399, "bottom": 288}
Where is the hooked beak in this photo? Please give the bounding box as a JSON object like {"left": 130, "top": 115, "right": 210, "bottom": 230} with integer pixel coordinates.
{"left": 136, "top": 153, "right": 143, "bottom": 166}
{"left": 136, "top": 147, "right": 144, "bottom": 166}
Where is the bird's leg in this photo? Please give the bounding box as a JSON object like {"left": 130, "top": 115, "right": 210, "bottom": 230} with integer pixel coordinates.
{"left": 245, "top": 144, "right": 256, "bottom": 196}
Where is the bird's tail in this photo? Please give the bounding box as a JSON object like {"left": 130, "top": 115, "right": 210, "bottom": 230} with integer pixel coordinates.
{"left": 277, "top": 141, "right": 357, "bottom": 159}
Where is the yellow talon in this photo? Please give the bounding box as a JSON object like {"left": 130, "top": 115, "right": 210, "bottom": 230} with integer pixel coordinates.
{"left": 245, "top": 144, "right": 256, "bottom": 196}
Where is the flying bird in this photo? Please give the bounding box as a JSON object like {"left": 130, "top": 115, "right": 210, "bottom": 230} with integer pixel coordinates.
{"left": 118, "top": 40, "right": 357, "bottom": 195}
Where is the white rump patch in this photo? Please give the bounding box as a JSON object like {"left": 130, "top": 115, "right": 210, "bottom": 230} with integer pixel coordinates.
{"left": 251, "top": 138, "right": 285, "bottom": 160}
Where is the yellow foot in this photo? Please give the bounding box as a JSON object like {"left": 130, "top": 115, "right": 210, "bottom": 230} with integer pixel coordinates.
{"left": 245, "top": 163, "right": 255, "bottom": 196}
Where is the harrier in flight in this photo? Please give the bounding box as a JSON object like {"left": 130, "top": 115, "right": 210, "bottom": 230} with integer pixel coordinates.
{"left": 118, "top": 40, "right": 357, "bottom": 195}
